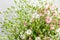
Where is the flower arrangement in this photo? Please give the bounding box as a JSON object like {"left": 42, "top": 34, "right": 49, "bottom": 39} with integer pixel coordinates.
{"left": 0, "top": 0, "right": 60, "bottom": 40}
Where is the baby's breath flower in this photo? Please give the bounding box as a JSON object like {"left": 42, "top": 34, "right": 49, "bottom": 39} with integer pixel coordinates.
{"left": 56, "top": 28, "right": 60, "bottom": 33}
{"left": 32, "top": 12, "right": 40, "bottom": 18}
{"left": 20, "top": 34, "right": 25, "bottom": 39}
{"left": 50, "top": 24, "right": 55, "bottom": 30}
{"left": 35, "top": 37, "right": 41, "bottom": 40}
{"left": 45, "top": 16, "right": 52, "bottom": 24}
{"left": 25, "top": 29, "right": 32, "bottom": 35}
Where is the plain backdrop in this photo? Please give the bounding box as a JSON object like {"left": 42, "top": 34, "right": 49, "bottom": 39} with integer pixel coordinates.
{"left": 0, "top": 0, "right": 14, "bottom": 12}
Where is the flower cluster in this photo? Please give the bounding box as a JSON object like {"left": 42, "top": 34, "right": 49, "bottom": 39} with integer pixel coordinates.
{"left": 1, "top": 0, "right": 60, "bottom": 40}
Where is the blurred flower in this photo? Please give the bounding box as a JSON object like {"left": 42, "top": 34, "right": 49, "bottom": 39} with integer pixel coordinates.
{"left": 52, "top": 11, "right": 57, "bottom": 16}
{"left": 20, "top": 34, "right": 25, "bottom": 39}
{"left": 56, "top": 28, "right": 60, "bottom": 33}
{"left": 50, "top": 24, "right": 55, "bottom": 30}
{"left": 27, "top": 0, "right": 39, "bottom": 7}
{"left": 43, "top": 37, "right": 47, "bottom": 40}
{"left": 30, "top": 18, "right": 34, "bottom": 22}
{"left": 25, "top": 29, "right": 32, "bottom": 35}
{"left": 43, "top": 37, "right": 50, "bottom": 40}
{"left": 50, "top": 6, "right": 55, "bottom": 11}
{"left": 58, "top": 20, "right": 60, "bottom": 25}
{"left": 47, "top": 11, "right": 50, "bottom": 15}
{"left": 40, "top": 14, "right": 44, "bottom": 16}
{"left": 35, "top": 37, "right": 41, "bottom": 40}
{"left": 24, "top": 21, "right": 27, "bottom": 26}
{"left": 58, "top": 20, "right": 60, "bottom": 27}
{"left": 32, "top": 12, "right": 40, "bottom": 18}
{"left": 45, "top": 16, "right": 52, "bottom": 23}
{"left": 29, "top": 36, "right": 32, "bottom": 40}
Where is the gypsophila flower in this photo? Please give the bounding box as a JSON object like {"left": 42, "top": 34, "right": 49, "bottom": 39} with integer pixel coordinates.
{"left": 56, "top": 28, "right": 60, "bottom": 33}
{"left": 47, "top": 11, "right": 50, "bottom": 15}
{"left": 32, "top": 12, "right": 40, "bottom": 18}
{"left": 25, "top": 29, "right": 32, "bottom": 35}
{"left": 35, "top": 37, "right": 41, "bottom": 40}
{"left": 45, "top": 16, "right": 52, "bottom": 23}
{"left": 50, "top": 24, "right": 55, "bottom": 30}
{"left": 20, "top": 34, "right": 25, "bottom": 39}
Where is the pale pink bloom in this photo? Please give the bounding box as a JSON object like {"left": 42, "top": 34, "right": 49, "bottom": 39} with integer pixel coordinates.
{"left": 50, "top": 27, "right": 54, "bottom": 30}
{"left": 40, "top": 14, "right": 43, "bottom": 16}
{"left": 58, "top": 20, "right": 60, "bottom": 27}
{"left": 45, "top": 16, "right": 52, "bottom": 23}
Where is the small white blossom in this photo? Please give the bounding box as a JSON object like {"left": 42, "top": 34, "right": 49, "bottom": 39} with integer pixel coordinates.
{"left": 27, "top": 0, "right": 40, "bottom": 7}
{"left": 56, "top": 28, "right": 60, "bottom": 38}
{"left": 35, "top": 37, "right": 41, "bottom": 40}
{"left": 56, "top": 28, "right": 60, "bottom": 33}
{"left": 25, "top": 29, "right": 32, "bottom": 35}
{"left": 20, "top": 34, "right": 25, "bottom": 39}
{"left": 32, "top": 12, "right": 40, "bottom": 18}
{"left": 47, "top": 11, "right": 50, "bottom": 15}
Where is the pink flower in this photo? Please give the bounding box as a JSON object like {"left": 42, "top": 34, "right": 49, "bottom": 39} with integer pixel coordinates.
{"left": 45, "top": 16, "right": 52, "bottom": 24}
{"left": 58, "top": 20, "right": 60, "bottom": 27}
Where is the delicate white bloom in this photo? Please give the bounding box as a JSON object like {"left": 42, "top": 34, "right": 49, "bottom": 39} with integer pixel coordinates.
{"left": 50, "top": 24, "right": 55, "bottom": 30}
{"left": 56, "top": 28, "right": 60, "bottom": 38}
{"left": 20, "top": 34, "right": 25, "bottom": 39}
{"left": 49, "top": 38, "right": 53, "bottom": 40}
{"left": 50, "top": 26, "right": 55, "bottom": 30}
{"left": 57, "top": 33, "right": 60, "bottom": 38}
{"left": 35, "top": 14, "right": 40, "bottom": 18}
{"left": 27, "top": 0, "right": 41, "bottom": 7}
{"left": 32, "top": 12, "right": 40, "bottom": 18}
{"left": 47, "top": 11, "right": 50, "bottom": 15}
{"left": 45, "top": 3, "right": 49, "bottom": 9}
{"left": 35, "top": 37, "right": 41, "bottom": 40}
{"left": 56, "top": 28, "right": 60, "bottom": 33}
{"left": 50, "top": 7, "right": 55, "bottom": 11}
{"left": 25, "top": 29, "right": 32, "bottom": 35}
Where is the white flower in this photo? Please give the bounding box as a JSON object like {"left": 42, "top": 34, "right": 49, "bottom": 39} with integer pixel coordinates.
{"left": 56, "top": 28, "right": 60, "bottom": 38}
{"left": 57, "top": 33, "right": 60, "bottom": 38}
{"left": 27, "top": 0, "right": 40, "bottom": 7}
{"left": 20, "top": 34, "right": 25, "bottom": 39}
{"left": 45, "top": 3, "right": 49, "bottom": 9}
{"left": 49, "top": 38, "right": 53, "bottom": 40}
{"left": 25, "top": 29, "right": 32, "bottom": 35}
{"left": 35, "top": 37, "right": 41, "bottom": 40}
{"left": 56, "top": 28, "right": 60, "bottom": 33}
{"left": 47, "top": 11, "right": 50, "bottom": 15}
{"left": 32, "top": 12, "right": 40, "bottom": 18}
